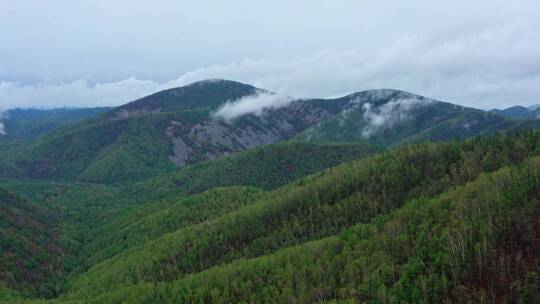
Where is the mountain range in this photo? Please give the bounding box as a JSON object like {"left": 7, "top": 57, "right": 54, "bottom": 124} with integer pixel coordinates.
{"left": 1, "top": 79, "right": 540, "bottom": 303}
{"left": 1, "top": 79, "right": 538, "bottom": 184}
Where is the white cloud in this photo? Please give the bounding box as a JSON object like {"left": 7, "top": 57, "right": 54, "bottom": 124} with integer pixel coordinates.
{"left": 213, "top": 92, "right": 294, "bottom": 121}
{"left": 361, "top": 98, "right": 432, "bottom": 137}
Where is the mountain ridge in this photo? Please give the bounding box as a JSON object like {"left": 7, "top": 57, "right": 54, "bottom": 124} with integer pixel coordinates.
{"left": 0, "top": 79, "right": 537, "bottom": 183}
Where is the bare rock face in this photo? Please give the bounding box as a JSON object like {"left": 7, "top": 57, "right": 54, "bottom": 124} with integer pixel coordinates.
{"left": 166, "top": 121, "right": 192, "bottom": 166}
{"left": 164, "top": 100, "right": 334, "bottom": 167}
{"left": 165, "top": 118, "right": 285, "bottom": 168}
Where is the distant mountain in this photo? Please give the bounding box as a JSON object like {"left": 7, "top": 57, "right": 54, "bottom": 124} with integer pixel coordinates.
{"left": 0, "top": 107, "right": 110, "bottom": 144}
{"left": 297, "top": 90, "right": 528, "bottom": 147}
{"left": 0, "top": 80, "right": 538, "bottom": 183}
{"left": 490, "top": 105, "right": 540, "bottom": 119}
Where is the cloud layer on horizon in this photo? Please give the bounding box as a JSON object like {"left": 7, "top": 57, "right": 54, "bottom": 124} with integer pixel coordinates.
{"left": 1, "top": 1, "right": 539, "bottom": 110}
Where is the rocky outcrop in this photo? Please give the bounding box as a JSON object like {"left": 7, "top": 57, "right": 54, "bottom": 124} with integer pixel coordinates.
{"left": 165, "top": 100, "right": 334, "bottom": 167}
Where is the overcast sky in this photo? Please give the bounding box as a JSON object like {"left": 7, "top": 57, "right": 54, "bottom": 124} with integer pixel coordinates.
{"left": 0, "top": 0, "right": 539, "bottom": 110}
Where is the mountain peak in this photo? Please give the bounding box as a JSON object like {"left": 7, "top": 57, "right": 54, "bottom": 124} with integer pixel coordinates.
{"left": 182, "top": 78, "right": 250, "bottom": 87}
{"left": 111, "top": 79, "right": 261, "bottom": 118}
{"left": 490, "top": 105, "right": 538, "bottom": 119}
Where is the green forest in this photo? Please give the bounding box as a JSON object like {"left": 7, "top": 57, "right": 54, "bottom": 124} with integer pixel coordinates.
{"left": 1, "top": 130, "right": 539, "bottom": 303}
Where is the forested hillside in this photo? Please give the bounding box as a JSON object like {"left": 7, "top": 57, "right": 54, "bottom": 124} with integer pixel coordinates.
{"left": 0, "top": 139, "right": 374, "bottom": 298}
{"left": 60, "top": 131, "right": 540, "bottom": 302}
{"left": 86, "top": 159, "right": 540, "bottom": 303}
{"left": 134, "top": 141, "right": 375, "bottom": 198}
{"left": 1, "top": 130, "right": 538, "bottom": 303}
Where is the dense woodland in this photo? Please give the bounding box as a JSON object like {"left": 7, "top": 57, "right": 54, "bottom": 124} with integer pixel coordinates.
{"left": 0, "top": 130, "right": 539, "bottom": 303}
{"left": 87, "top": 159, "right": 540, "bottom": 303}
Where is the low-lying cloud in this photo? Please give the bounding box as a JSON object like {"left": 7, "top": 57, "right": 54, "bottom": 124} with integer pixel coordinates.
{"left": 361, "top": 98, "right": 432, "bottom": 137}
{"left": 0, "top": 111, "right": 6, "bottom": 135}
{"left": 213, "top": 92, "right": 294, "bottom": 121}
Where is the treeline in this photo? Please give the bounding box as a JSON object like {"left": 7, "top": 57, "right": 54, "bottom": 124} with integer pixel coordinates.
{"left": 65, "top": 130, "right": 540, "bottom": 299}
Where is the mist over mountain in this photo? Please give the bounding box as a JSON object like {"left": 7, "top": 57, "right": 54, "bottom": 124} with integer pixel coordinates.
{"left": 0, "top": 79, "right": 536, "bottom": 184}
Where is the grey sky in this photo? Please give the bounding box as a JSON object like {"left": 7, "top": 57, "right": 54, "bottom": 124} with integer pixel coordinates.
{"left": 0, "top": 0, "right": 539, "bottom": 109}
